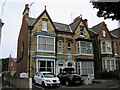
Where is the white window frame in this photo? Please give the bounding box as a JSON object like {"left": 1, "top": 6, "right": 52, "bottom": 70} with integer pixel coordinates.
{"left": 78, "top": 62, "right": 94, "bottom": 75}
{"left": 101, "top": 40, "right": 112, "bottom": 54}
{"left": 37, "top": 35, "right": 55, "bottom": 53}
{"left": 77, "top": 41, "right": 93, "bottom": 55}
{"left": 102, "top": 59, "right": 116, "bottom": 71}
{"left": 36, "top": 59, "right": 55, "bottom": 74}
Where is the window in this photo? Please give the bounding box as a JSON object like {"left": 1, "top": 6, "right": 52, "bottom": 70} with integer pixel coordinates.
{"left": 114, "top": 43, "right": 118, "bottom": 56}
{"left": 101, "top": 40, "right": 112, "bottom": 54}
{"left": 37, "top": 36, "right": 55, "bottom": 52}
{"left": 102, "top": 42, "right": 106, "bottom": 52}
{"left": 67, "top": 42, "right": 72, "bottom": 54}
{"left": 80, "top": 26, "right": 84, "bottom": 36}
{"left": 103, "top": 30, "right": 106, "bottom": 37}
{"left": 11, "top": 62, "right": 13, "bottom": 66}
{"left": 42, "top": 20, "right": 48, "bottom": 31}
{"left": 102, "top": 59, "right": 116, "bottom": 71}
{"left": 77, "top": 41, "right": 93, "bottom": 55}
{"left": 80, "top": 62, "right": 94, "bottom": 75}
{"left": 58, "top": 40, "right": 63, "bottom": 53}
{"left": 38, "top": 60, "right": 54, "bottom": 73}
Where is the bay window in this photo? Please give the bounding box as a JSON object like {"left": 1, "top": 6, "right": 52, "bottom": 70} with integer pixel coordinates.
{"left": 77, "top": 41, "right": 93, "bottom": 55}
{"left": 102, "top": 59, "right": 116, "bottom": 71}
{"left": 101, "top": 40, "right": 112, "bottom": 54}
{"left": 37, "top": 35, "right": 55, "bottom": 52}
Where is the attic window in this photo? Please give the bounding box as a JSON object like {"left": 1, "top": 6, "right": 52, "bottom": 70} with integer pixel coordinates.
{"left": 103, "top": 30, "right": 106, "bottom": 37}
{"left": 80, "top": 26, "right": 84, "bottom": 37}
{"left": 42, "top": 18, "right": 48, "bottom": 31}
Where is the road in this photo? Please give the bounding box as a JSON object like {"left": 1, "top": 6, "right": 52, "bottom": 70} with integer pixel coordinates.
{"left": 33, "top": 80, "right": 120, "bottom": 90}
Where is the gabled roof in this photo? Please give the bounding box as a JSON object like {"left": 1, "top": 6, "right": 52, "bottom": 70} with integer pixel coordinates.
{"left": 88, "top": 28, "right": 97, "bottom": 36}
{"left": 91, "top": 22, "right": 105, "bottom": 34}
{"left": 110, "top": 27, "right": 120, "bottom": 37}
{"left": 53, "top": 22, "right": 72, "bottom": 33}
{"left": 32, "top": 9, "right": 56, "bottom": 31}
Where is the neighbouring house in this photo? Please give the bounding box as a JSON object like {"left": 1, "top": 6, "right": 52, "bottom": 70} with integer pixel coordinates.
{"left": 0, "top": 18, "right": 4, "bottom": 45}
{"left": 16, "top": 4, "right": 95, "bottom": 78}
{"left": 8, "top": 55, "right": 17, "bottom": 76}
{"left": 55, "top": 17, "right": 94, "bottom": 76}
{"left": 110, "top": 28, "right": 120, "bottom": 70}
{"left": 90, "top": 22, "right": 117, "bottom": 77}
{"left": 16, "top": 4, "right": 30, "bottom": 76}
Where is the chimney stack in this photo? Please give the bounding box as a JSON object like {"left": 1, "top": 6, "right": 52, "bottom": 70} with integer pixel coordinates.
{"left": 23, "top": 4, "right": 29, "bottom": 20}
{"left": 83, "top": 19, "right": 88, "bottom": 28}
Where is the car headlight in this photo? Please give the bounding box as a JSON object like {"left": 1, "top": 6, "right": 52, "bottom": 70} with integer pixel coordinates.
{"left": 46, "top": 80, "right": 51, "bottom": 82}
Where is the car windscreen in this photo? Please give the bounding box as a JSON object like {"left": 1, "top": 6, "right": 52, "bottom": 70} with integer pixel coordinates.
{"left": 43, "top": 73, "right": 56, "bottom": 78}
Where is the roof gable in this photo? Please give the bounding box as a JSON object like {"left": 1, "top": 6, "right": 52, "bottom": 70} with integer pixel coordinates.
{"left": 32, "top": 9, "right": 56, "bottom": 30}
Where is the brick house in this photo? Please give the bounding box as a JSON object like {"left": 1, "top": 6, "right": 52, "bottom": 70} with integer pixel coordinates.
{"left": 90, "top": 22, "right": 117, "bottom": 76}
{"left": 8, "top": 55, "right": 17, "bottom": 76}
{"left": 110, "top": 28, "right": 120, "bottom": 70}
{"left": 16, "top": 4, "right": 30, "bottom": 76}
{"left": 17, "top": 4, "right": 95, "bottom": 78}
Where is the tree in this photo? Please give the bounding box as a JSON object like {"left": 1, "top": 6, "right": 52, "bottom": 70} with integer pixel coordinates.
{"left": 2, "top": 58, "right": 9, "bottom": 71}
{"left": 91, "top": 1, "right": 120, "bottom": 20}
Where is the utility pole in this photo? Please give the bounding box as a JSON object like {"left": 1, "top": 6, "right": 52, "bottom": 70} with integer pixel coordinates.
{"left": 28, "top": 2, "right": 35, "bottom": 90}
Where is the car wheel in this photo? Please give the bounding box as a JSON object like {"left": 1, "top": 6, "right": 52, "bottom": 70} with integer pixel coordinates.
{"left": 42, "top": 81, "right": 45, "bottom": 87}
{"left": 65, "top": 81, "right": 69, "bottom": 86}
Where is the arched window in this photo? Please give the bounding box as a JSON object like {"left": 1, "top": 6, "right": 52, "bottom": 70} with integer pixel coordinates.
{"left": 103, "top": 30, "right": 106, "bottom": 37}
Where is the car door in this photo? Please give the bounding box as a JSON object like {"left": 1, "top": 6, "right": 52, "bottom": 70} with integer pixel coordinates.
{"left": 38, "top": 73, "right": 43, "bottom": 85}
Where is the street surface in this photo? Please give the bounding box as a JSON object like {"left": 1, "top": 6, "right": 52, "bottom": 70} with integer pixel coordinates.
{"left": 32, "top": 80, "right": 120, "bottom": 90}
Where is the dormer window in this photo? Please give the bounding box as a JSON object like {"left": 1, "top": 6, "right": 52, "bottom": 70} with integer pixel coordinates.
{"left": 80, "top": 26, "right": 84, "bottom": 37}
{"left": 103, "top": 30, "right": 106, "bottom": 37}
{"left": 42, "top": 18, "right": 48, "bottom": 31}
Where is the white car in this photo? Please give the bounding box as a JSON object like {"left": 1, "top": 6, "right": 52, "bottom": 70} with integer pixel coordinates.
{"left": 34, "top": 71, "right": 60, "bottom": 87}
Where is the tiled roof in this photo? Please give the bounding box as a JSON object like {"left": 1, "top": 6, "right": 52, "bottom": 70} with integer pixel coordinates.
{"left": 53, "top": 22, "right": 72, "bottom": 33}
{"left": 88, "top": 28, "right": 97, "bottom": 36}
{"left": 110, "top": 28, "right": 120, "bottom": 37}
{"left": 69, "top": 19, "right": 81, "bottom": 32}
{"left": 91, "top": 22, "right": 104, "bottom": 34}
{"left": 27, "top": 16, "right": 84, "bottom": 34}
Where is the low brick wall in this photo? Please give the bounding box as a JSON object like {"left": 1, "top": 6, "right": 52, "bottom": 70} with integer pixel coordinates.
{"left": 10, "top": 77, "right": 29, "bottom": 90}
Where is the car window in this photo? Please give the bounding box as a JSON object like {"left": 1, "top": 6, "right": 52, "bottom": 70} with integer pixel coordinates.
{"left": 43, "top": 73, "right": 56, "bottom": 78}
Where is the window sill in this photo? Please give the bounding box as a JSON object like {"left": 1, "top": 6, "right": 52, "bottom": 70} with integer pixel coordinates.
{"left": 35, "top": 50, "right": 55, "bottom": 54}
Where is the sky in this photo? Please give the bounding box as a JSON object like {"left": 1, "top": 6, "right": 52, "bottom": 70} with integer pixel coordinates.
{"left": 0, "top": 0, "right": 119, "bottom": 58}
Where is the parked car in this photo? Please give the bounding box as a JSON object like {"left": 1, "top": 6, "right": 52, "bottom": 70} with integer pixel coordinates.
{"left": 34, "top": 71, "right": 60, "bottom": 87}
{"left": 57, "top": 73, "right": 84, "bottom": 86}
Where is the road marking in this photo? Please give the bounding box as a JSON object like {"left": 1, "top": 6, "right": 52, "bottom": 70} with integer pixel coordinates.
{"left": 32, "top": 84, "right": 44, "bottom": 90}
{"left": 109, "top": 85, "right": 120, "bottom": 88}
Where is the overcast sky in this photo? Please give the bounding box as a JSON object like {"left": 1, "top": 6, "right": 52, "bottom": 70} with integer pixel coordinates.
{"left": 0, "top": 0, "right": 119, "bottom": 58}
